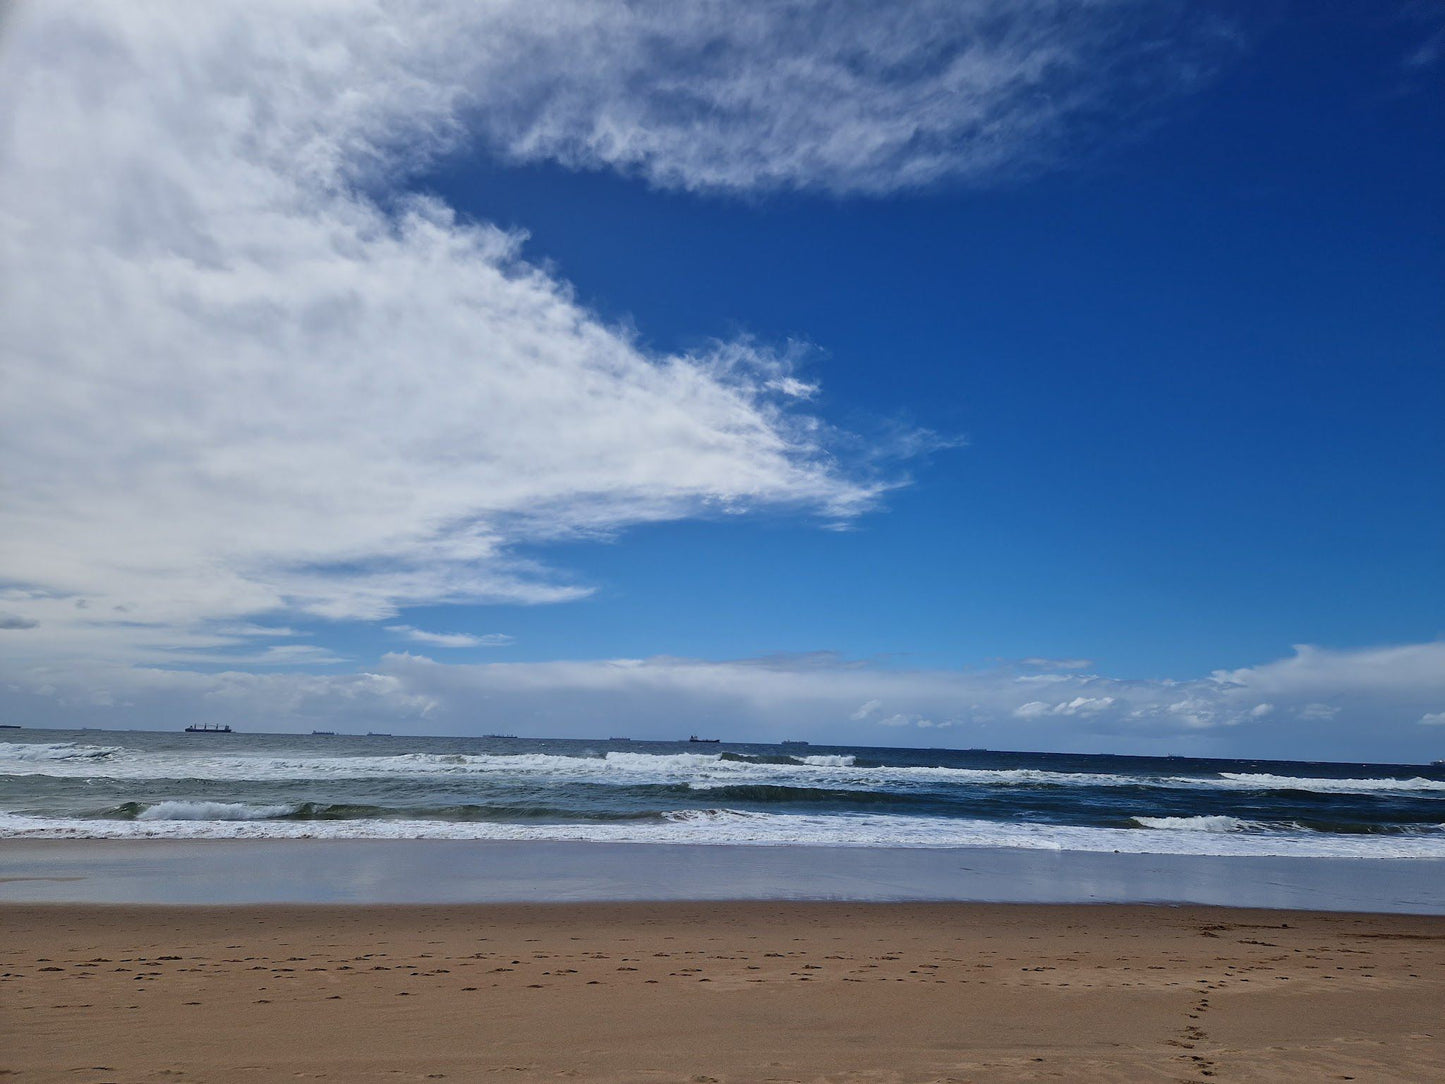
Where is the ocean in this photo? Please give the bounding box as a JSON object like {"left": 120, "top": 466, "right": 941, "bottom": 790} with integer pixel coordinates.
{"left": 3, "top": 729, "right": 1444, "bottom": 859}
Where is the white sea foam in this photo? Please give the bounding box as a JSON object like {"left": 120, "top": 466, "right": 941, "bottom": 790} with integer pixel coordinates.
{"left": 134, "top": 801, "right": 295, "bottom": 821}
{"left": 0, "top": 743, "right": 1172, "bottom": 794}
{"left": 0, "top": 741, "right": 120, "bottom": 762}
{"left": 1133, "top": 815, "right": 1255, "bottom": 833}
{"left": 3, "top": 742, "right": 1441, "bottom": 801}
{"left": 1213, "top": 772, "right": 1445, "bottom": 795}
{"left": 3, "top": 808, "right": 1444, "bottom": 859}
{"left": 0, "top": 742, "right": 1138, "bottom": 788}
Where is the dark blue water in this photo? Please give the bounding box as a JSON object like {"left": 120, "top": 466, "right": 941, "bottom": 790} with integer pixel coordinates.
{"left": 3, "top": 730, "right": 1443, "bottom": 857}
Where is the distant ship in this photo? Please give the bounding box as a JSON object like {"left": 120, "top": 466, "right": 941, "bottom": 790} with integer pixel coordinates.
{"left": 367, "top": 731, "right": 392, "bottom": 737}
{"left": 780, "top": 740, "right": 809, "bottom": 746}
{"left": 311, "top": 730, "right": 336, "bottom": 736}
{"left": 0, "top": 724, "right": 21, "bottom": 730}
{"left": 688, "top": 735, "right": 721, "bottom": 743}
{"left": 184, "top": 723, "right": 232, "bottom": 734}
{"left": 609, "top": 737, "right": 632, "bottom": 741}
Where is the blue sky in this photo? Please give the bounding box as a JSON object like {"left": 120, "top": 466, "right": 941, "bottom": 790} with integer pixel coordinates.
{"left": 1, "top": 2, "right": 1442, "bottom": 758}
{"left": 411, "top": 8, "right": 1442, "bottom": 680}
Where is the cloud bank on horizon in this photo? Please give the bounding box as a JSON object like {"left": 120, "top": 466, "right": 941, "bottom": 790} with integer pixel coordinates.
{"left": 2, "top": 642, "right": 1443, "bottom": 762}
{"left": 1, "top": 2, "right": 1439, "bottom": 758}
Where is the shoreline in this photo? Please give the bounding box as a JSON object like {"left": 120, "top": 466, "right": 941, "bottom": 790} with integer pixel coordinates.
{"left": 3, "top": 837, "right": 1443, "bottom": 913}
{"left": 4, "top": 900, "right": 1442, "bottom": 1082}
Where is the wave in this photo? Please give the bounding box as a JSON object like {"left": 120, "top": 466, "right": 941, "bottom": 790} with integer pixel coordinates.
{"left": 1132, "top": 815, "right": 1258, "bottom": 833}
{"left": 95, "top": 800, "right": 669, "bottom": 824}
{"left": 0, "top": 741, "right": 120, "bottom": 762}
{"left": 4, "top": 743, "right": 1442, "bottom": 804}
{"left": 135, "top": 800, "right": 294, "bottom": 821}
{"left": 659, "top": 782, "right": 923, "bottom": 807}
{"left": 4, "top": 806, "right": 1444, "bottom": 858}
{"left": 0, "top": 744, "right": 1148, "bottom": 790}
{"left": 1214, "top": 772, "right": 1445, "bottom": 795}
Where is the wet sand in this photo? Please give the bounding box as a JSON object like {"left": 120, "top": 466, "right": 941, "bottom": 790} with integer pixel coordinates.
{"left": 5, "top": 839, "right": 1444, "bottom": 912}
{"left": 3, "top": 901, "right": 1442, "bottom": 1082}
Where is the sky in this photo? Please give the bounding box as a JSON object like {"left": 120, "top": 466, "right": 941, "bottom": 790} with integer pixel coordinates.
{"left": 0, "top": 1, "right": 1442, "bottom": 761}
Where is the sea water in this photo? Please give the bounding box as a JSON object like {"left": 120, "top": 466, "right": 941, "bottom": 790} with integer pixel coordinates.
{"left": 2, "top": 730, "right": 1443, "bottom": 859}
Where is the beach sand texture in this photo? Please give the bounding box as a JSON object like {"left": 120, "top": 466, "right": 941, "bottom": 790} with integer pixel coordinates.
{"left": 3, "top": 902, "right": 1442, "bottom": 1082}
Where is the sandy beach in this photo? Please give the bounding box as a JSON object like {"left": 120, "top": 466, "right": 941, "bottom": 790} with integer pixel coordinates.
{"left": 3, "top": 901, "right": 1442, "bottom": 1082}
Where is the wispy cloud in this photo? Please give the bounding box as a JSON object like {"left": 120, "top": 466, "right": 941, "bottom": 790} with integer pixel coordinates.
{"left": 1405, "top": 31, "right": 1442, "bottom": 69}
{"left": 244, "top": 645, "right": 349, "bottom": 667}
{"left": 386, "top": 625, "right": 513, "bottom": 649}
{"left": 1014, "top": 696, "right": 1116, "bottom": 719}
{"left": 156, "top": 643, "right": 349, "bottom": 668}
{"left": 1402, "top": 8, "right": 1445, "bottom": 71}
{"left": 1017, "top": 657, "right": 1093, "bottom": 671}
{"left": 216, "top": 625, "right": 302, "bottom": 639}
{"left": 462, "top": 0, "right": 1233, "bottom": 194}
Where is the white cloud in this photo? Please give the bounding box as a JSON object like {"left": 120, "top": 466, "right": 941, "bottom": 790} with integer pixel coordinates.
{"left": 246, "top": 645, "right": 349, "bottom": 667}
{"left": 0, "top": 2, "right": 1236, "bottom": 670}
{"left": 2, "top": 1, "right": 911, "bottom": 666}
{"left": 1211, "top": 642, "right": 1445, "bottom": 696}
{"left": 850, "top": 698, "right": 883, "bottom": 720}
{"left": 1420, "top": 712, "right": 1445, "bottom": 727}
{"left": 878, "top": 712, "right": 945, "bottom": 729}
{"left": 165, "top": 643, "right": 350, "bottom": 668}
{"left": 386, "top": 625, "right": 513, "bottom": 649}
{"left": 215, "top": 625, "right": 301, "bottom": 639}
{"left": 1013, "top": 695, "right": 1115, "bottom": 719}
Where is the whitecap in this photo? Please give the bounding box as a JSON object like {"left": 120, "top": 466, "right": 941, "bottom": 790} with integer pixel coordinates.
{"left": 1132, "top": 815, "right": 1255, "bottom": 833}
{"left": 0, "top": 741, "right": 120, "bottom": 763}
{"left": 5, "top": 808, "right": 1445, "bottom": 859}
{"left": 1214, "top": 772, "right": 1445, "bottom": 795}
{"left": 134, "top": 800, "right": 295, "bottom": 821}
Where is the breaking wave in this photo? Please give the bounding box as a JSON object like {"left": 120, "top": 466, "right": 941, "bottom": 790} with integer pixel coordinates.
{"left": 1132, "top": 815, "right": 1257, "bottom": 833}
{"left": 1214, "top": 772, "right": 1445, "bottom": 795}
{"left": 0, "top": 741, "right": 120, "bottom": 763}
{"left": 134, "top": 800, "right": 295, "bottom": 821}
{"left": 3, "top": 807, "right": 1444, "bottom": 858}
{"left": 4, "top": 734, "right": 1442, "bottom": 862}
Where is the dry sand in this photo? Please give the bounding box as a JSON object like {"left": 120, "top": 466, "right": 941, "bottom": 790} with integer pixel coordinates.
{"left": 2, "top": 902, "right": 1442, "bottom": 1082}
